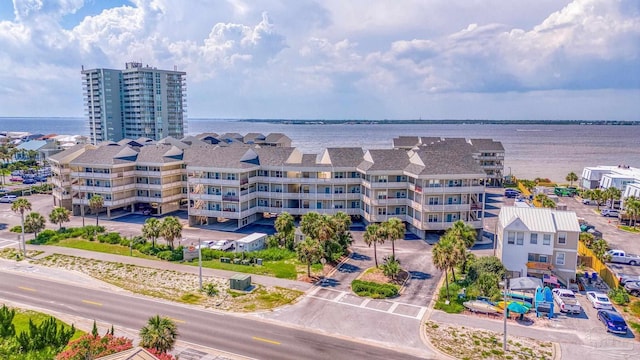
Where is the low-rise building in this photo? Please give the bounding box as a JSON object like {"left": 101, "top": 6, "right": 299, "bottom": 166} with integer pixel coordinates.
{"left": 495, "top": 206, "right": 580, "bottom": 286}
{"left": 51, "top": 133, "right": 503, "bottom": 239}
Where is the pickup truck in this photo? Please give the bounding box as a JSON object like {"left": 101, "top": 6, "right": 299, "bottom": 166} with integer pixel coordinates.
{"left": 607, "top": 250, "right": 640, "bottom": 266}
{"left": 552, "top": 288, "right": 582, "bottom": 314}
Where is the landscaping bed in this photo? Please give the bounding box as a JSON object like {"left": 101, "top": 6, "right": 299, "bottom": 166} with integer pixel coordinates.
{"left": 351, "top": 267, "right": 407, "bottom": 299}
{"left": 30, "top": 254, "right": 302, "bottom": 312}
{"left": 425, "top": 321, "right": 554, "bottom": 360}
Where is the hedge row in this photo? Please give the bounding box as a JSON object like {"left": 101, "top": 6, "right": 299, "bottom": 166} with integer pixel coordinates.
{"left": 28, "top": 226, "right": 105, "bottom": 245}
{"left": 352, "top": 279, "right": 399, "bottom": 299}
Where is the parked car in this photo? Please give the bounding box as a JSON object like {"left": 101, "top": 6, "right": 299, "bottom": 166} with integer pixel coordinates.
{"left": 34, "top": 176, "right": 47, "bottom": 182}
{"left": 0, "top": 195, "right": 18, "bottom": 203}
{"left": 209, "top": 240, "right": 234, "bottom": 251}
{"left": 582, "top": 198, "right": 593, "bottom": 205}
{"left": 597, "top": 310, "right": 628, "bottom": 334}
{"left": 586, "top": 291, "right": 614, "bottom": 310}
{"left": 9, "top": 176, "right": 22, "bottom": 182}
{"left": 619, "top": 274, "right": 640, "bottom": 285}
{"left": 601, "top": 209, "right": 620, "bottom": 217}
{"left": 552, "top": 288, "right": 582, "bottom": 314}
{"left": 607, "top": 249, "right": 640, "bottom": 266}
{"left": 623, "top": 281, "right": 640, "bottom": 297}
{"left": 22, "top": 178, "right": 36, "bottom": 185}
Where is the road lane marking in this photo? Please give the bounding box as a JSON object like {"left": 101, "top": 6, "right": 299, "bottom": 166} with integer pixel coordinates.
{"left": 82, "top": 300, "right": 103, "bottom": 306}
{"left": 252, "top": 336, "right": 281, "bottom": 345}
{"left": 18, "top": 286, "right": 36, "bottom": 292}
{"left": 168, "top": 317, "right": 186, "bottom": 324}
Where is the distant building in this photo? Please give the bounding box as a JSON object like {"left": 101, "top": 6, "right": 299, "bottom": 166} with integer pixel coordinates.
{"left": 580, "top": 165, "right": 640, "bottom": 191}
{"left": 82, "top": 62, "right": 186, "bottom": 143}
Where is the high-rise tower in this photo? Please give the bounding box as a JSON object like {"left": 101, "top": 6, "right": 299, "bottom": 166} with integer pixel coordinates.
{"left": 82, "top": 62, "right": 186, "bottom": 143}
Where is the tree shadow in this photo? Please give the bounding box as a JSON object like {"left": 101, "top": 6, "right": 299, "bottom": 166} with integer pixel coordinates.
{"left": 316, "top": 278, "right": 341, "bottom": 287}
{"left": 350, "top": 252, "right": 371, "bottom": 261}
{"left": 337, "top": 263, "right": 361, "bottom": 273}
{"left": 408, "top": 271, "right": 432, "bottom": 280}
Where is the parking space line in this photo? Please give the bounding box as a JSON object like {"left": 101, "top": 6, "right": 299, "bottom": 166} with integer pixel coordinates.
{"left": 387, "top": 302, "right": 399, "bottom": 313}
{"left": 332, "top": 292, "right": 348, "bottom": 303}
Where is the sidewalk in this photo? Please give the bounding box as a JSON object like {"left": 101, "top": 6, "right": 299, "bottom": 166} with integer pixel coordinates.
{"left": 24, "top": 244, "right": 313, "bottom": 293}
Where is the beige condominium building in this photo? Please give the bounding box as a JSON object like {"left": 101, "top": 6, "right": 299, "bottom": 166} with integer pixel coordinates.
{"left": 495, "top": 206, "right": 580, "bottom": 286}
{"left": 50, "top": 133, "right": 501, "bottom": 239}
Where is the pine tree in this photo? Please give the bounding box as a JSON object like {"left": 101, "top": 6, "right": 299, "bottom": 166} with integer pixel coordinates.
{"left": 92, "top": 320, "right": 98, "bottom": 338}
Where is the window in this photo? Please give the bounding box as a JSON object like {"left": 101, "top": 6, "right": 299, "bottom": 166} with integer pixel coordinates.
{"left": 556, "top": 252, "right": 565, "bottom": 266}
{"left": 558, "top": 232, "right": 567, "bottom": 245}
{"left": 428, "top": 197, "right": 439, "bottom": 205}
{"left": 377, "top": 208, "right": 387, "bottom": 215}
{"left": 543, "top": 234, "right": 551, "bottom": 245}
{"left": 507, "top": 232, "right": 515, "bottom": 245}
{"left": 428, "top": 214, "right": 438, "bottom": 223}
{"left": 516, "top": 232, "right": 524, "bottom": 245}
{"left": 530, "top": 233, "right": 538, "bottom": 245}
{"left": 539, "top": 255, "right": 548, "bottom": 263}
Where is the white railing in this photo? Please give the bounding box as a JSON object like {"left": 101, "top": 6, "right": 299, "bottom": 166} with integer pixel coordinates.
{"left": 422, "top": 203, "right": 471, "bottom": 212}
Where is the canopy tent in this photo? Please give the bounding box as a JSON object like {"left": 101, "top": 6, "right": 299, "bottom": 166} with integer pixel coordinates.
{"left": 509, "top": 277, "right": 543, "bottom": 291}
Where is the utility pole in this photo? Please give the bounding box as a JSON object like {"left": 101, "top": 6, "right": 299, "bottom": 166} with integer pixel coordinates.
{"left": 198, "top": 238, "right": 203, "bottom": 290}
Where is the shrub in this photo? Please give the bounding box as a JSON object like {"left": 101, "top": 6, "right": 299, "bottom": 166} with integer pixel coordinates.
{"left": 156, "top": 249, "right": 183, "bottom": 261}
{"left": 56, "top": 333, "right": 133, "bottom": 360}
{"left": 202, "top": 283, "right": 218, "bottom": 297}
{"left": 29, "top": 229, "right": 59, "bottom": 245}
{"left": 9, "top": 225, "right": 23, "bottom": 233}
{"left": 97, "top": 232, "right": 121, "bottom": 245}
{"left": 466, "top": 256, "right": 506, "bottom": 282}
{"left": 352, "top": 280, "right": 399, "bottom": 299}
{"left": 608, "top": 287, "right": 630, "bottom": 305}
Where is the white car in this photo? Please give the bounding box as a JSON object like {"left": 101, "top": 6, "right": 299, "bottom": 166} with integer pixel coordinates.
{"left": 586, "top": 291, "right": 613, "bottom": 310}
{"left": 209, "top": 240, "right": 234, "bottom": 251}
{"left": 195, "top": 240, "right": 214, "bottom": 249}
{"left": 0, "top": 195, "right": 17, "bottom": 203}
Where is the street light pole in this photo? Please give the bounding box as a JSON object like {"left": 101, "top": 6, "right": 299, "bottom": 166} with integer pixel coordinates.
{"left": 502, "top": 278, "right": 508, "bottom": 352}
{"left": 198, "top": 238, "right": 203, "bottom": 290}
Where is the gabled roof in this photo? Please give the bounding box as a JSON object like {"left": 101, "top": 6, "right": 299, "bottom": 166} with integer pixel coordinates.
{"left": 469, "top": 138, "right": 505, "bottom": 152}
{"left": 244, "top": 133, "right": 266, "bottom": 143}
{"left": 136, "top": 144, "right": 184, "bottom": 164}
{"left": 71, "top": 144, "right": 137, "bottom": 165}
{"left": 405, "top": 146, "right": 485, "bottom": 176}
{"left": 319, "top": 148, "right": 365, "bottom": 167}
{"left": 358, "top": 149, "right": 410, "bottom": 172}
{"left": 157, "top": 137, "right": 189, "bottom": 149}
{"left": 392, "top": 136, "right": 420, "bottom": 148}
{"left": 180, "top": 135, "right": 207, "bottom": 146}
{"left": 499, "top": 206, "right": 580, "bottom": 233}
{"left": 264, "top": 133, "right": 291, "bottom": 144}
{"left": 48, "top": 143, "right": 95, "bottom": 163}
{"left": 96, "top": 346, "right": 159, "bottom": 360}
{"left": 184, "top": 145, "right": 259, "bottom": 169}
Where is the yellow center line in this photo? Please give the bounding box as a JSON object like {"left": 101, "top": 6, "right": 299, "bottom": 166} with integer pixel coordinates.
{"left": 252, "top": 336, "right": 281, "bottom": 345}
{"left": 82, "top": 300, "right": 103, "bottom": 306}
{"left": 18, "top": 286, "right": 36, "bottom": 292}
{"left": 168, "top": 317, "right": 186, "bottom": 324}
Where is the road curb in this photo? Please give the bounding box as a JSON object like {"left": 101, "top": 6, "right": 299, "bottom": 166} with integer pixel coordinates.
{"left": 419, "top": 270, "right": 457, "bottom": 360}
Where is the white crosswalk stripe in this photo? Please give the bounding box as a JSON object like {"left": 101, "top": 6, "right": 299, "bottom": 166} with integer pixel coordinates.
{"left": 0, "top": 238, "right": 19, "bottom": 249}
{"left": 308, "top": 286, "right": 427, "bottom": 320}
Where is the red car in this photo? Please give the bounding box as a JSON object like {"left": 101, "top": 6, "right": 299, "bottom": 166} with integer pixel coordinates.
{"left": 10, "top": 176, "right": 23, "bottom": 182}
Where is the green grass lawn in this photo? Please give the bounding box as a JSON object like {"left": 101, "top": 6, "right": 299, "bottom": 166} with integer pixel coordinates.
{"left": 619, "top": 225, "right": 640, "bottom": 233}
{"left": 13, "top": 309, "right": 84, "bottom": 341}
{"left": 56, "top": 239, "right": 156, "bottom": 260}
{"left": 192, "top": 259, "right": 297, "bottom": 279}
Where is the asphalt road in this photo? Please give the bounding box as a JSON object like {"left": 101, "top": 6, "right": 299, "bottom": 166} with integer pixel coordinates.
{"left": 0, "top": 271, "right": 428, "bottom": 360}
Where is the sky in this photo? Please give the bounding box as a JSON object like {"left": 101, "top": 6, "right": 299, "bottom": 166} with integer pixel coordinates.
{"left": 0, "top": 0, "right": 639, "bottom": 120}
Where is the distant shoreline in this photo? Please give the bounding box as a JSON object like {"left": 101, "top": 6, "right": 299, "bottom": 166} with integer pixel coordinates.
{"left": 238, "top": 119, "right": 639, "bottom": 126}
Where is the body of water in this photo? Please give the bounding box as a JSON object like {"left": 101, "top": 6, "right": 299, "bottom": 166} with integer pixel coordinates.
{"left": 1, "top": 117, "right": 639, "bottom": 182}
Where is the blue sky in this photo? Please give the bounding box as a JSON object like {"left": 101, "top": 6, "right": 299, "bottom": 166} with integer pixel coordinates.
{"left": 0, "top": 0, "right": 639, "bottom": 120}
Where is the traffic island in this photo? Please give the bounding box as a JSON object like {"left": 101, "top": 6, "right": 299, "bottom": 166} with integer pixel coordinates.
{"left": 350, "top": 267, "right": 409, "bottom": 299}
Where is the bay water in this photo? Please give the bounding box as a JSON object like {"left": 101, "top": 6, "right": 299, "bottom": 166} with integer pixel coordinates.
{"left": 1, "top": 117, "right": 639, "bottom": 183}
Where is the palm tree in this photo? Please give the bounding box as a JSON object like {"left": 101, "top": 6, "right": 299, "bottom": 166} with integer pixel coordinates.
{"left": 274, "top": 212, "right": 295, "bottom": 248}
{"left": 49, "top": 207, "right": 71, "bottom": 230}
{"left": 603, "top": 187, "right": 621, "bottom": 209}
{"left": 363, "top": 223, "right": 384, "bottom": 267}
{"left": 591, "top": 189, "right": 605, "bottom": 210}
{"left": 449, "top": 220, "right": 477, "bottom": 248}
{"left": 160, "top": 216, "right": 182, "bottom": 249}
{"left": 624, "top": 196, "right": 640, "bottom": 227}
{"left": 88, "top": 195, "right": 104, "bottom": 226}
{"left": 296, "top": 237, "right": 323, "bottom": 278}
{"left": 565, "top": 172, "right": 578, "bottom": 187}
{"left": 11, "top": 198, "right": 31, "bottom": 256}
{"left": 139, "top": 315, "right": 178, "bottom": 354}
{"left": 332, "top": 211, "right": 353, "bottom": 251}
{"left": 142, "top": 217, "right": 162, "bottom": 248}
{"left": 300, "top": 212, "right": 321, "bottom": 240}
{"left": 542, "top": 198, "right": 557, "bottom": 208}
{"left": 24, "top": 212, "right": 45, "bottom": 236}
{"left": 383, "top": 217, "right": 405, "bottom": 259}
{"left": 432, "top": 236, "right": 456, "bottom": 302}
{"left": 534, "top": 193, "right": 548, "bottom": 207}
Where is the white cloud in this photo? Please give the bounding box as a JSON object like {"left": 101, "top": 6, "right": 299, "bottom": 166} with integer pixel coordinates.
{"left": 0, "top": 0, "right": 638, "bottom": 119}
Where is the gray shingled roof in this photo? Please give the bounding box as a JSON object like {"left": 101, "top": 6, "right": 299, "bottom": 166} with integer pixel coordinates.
{"left": 184, "top": 145, "right": 259, "bottom": 169}
{"left": 136, "top": 144, "right": 184, "bottom": 164}
{"left": 253, "top": 147, "right": 297, "bottom": 166}
{"left": 48, "top": 143, "right": 91, "bottom": 162}
{"left": 325, "top": 148, "right": 365, "bottom": 167}
{"left": 264, "top": 133, "right": 291, "bottom": 144}
{"left": 392, "top": 136, "right": 420, "bottom": 148}
{"left": 470, "top": 138, "right": 505, "bottom": 152}
{"left": 407, "top": 147, "right": 486, "bottom": 176}
{"left": 244, "top": 133, "right": 266, "bottom": 143}
{"left": 71, "top": 144, "right": 136, "bottom": 165}
{"left": 358, "top": 149, "right": 410, "bottom": 172}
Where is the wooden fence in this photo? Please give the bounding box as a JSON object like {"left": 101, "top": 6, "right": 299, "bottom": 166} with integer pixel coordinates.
{"left": 578, "top": 241, "right": 619, "bottom": 289}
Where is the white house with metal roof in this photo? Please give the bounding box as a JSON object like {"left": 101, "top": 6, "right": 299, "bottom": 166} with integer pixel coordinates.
{"left": 495, "top": 206, "right": 580, "bottom": 286}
